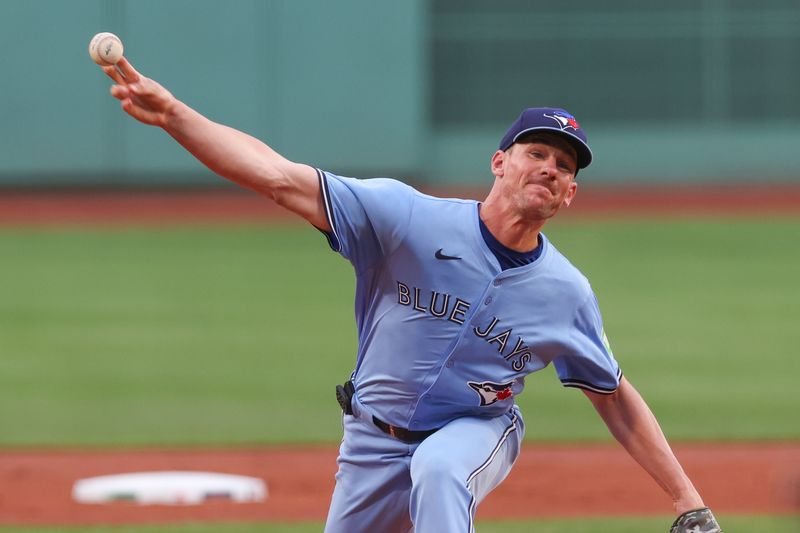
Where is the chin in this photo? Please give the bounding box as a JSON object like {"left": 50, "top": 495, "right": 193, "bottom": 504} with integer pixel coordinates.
{"left": 520, "top": 202, "right": 559, "bottom": 221}
{"left": 525, "top": 194, "right": 558, "bottom": 211}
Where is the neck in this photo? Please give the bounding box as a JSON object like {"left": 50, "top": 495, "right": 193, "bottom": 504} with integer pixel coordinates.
{"left": 479, "top": 196, "right": 546, "bottom": 252}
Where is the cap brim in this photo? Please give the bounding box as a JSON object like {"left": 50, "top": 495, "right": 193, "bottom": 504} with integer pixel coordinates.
{"left": 511, "top": 126, "right": 593, "bottom": 169}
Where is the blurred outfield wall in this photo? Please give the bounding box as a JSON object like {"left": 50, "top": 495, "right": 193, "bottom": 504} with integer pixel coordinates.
{"left": 2, "top": 0, "right": 800, "bottom": 186}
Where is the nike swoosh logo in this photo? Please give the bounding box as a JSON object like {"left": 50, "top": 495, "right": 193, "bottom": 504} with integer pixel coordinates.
{"left": 435, "top": 248, "right": 461, "bottom": 260}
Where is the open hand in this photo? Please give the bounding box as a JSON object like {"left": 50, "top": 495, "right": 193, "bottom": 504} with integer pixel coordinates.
{"left": 101, "top": 57, "right": 176, "bottom": 128}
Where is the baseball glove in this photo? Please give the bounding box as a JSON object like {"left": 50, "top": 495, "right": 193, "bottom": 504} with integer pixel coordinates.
{"left": 669, "top": 507, "right": 722, "bottom": 533}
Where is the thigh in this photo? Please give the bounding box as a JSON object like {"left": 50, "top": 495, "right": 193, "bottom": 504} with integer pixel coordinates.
{"left": 324, "top": 414, "right": 415, "bottom": 533}
{"left": 409, "top": 408, "right": 524, "bottom": 530}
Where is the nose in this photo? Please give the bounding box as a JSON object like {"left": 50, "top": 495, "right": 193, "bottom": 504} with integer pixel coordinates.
{"left": 540, "top": 155, "right": 558, "bottom": 178}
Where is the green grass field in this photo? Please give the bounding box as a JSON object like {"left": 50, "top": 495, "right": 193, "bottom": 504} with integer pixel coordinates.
{"left": 1, "top": 218, "right": 798, "bottom": 446}
{"left": 1, "top": 217, "right": 798, "bottom": 531}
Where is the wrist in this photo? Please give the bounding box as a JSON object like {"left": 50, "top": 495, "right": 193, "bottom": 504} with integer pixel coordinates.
{"left": 162, "top": 98, "right": 185, "bottom": 131}
{"left": 674, "top": 495, "right": 705, "bottom": 515}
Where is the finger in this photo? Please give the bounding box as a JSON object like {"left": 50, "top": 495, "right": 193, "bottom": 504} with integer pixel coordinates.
{"left": 102, "top": 64, "right": 126, "bottom": 85}
{"left": 110, "top": 84, "right": 130, "bottom": 101}
{"left": 127, "top": 79, "right": 171, "bottom": 112}
{"left": 114, "top": 84, "right": 157, "bottom": 114}
{"left": 126, "top": 83, "right": 151, "bottom": 107}
{"left": 115, "top": 57, "right": 142, "bottom": 83}
{"left": 120, "top": 98, "right": 162, "bottom": 126}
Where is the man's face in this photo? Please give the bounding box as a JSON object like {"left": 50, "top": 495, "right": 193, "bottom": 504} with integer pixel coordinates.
{"left": 490, "top": 134, "right": 578, "bottom": 220}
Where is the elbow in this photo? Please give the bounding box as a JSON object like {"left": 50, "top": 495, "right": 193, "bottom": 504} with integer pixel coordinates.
{"left": 245, "top": 162, "right": 295, "bottom": 205}
{"left": 263, "top": 169, "right": 296, "bottom": 207}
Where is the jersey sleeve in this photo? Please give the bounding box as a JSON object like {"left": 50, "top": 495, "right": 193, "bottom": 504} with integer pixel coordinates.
{"left": 317, "top": 169, "right": 415, "bottom": 272}
{"left": 553, "top": 293, "right": 622, "bottom": 394}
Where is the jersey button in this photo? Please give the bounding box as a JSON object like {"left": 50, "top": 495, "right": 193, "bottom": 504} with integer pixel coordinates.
{"left": 493, "top": 279, "right": 501, "bottom": 287}
{"left": 445, "top": 360, "right": 454, "bottom": 368}
{"left": 484, "top": 296, "right": 492, "bottom": 305}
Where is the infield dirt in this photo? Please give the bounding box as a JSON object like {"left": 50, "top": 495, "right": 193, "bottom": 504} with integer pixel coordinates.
{"left": 1, "top": 443, "right": 798, "bottom": 526}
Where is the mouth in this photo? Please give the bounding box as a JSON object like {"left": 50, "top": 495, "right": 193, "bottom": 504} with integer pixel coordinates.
{"left": 525, "top": 182, "right": 556, "bottom": 196}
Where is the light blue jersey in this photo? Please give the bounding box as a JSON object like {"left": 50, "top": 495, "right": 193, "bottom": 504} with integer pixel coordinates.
{"left": 319, "top": 170, "right": 622, "bottom": 532}
{"left": 319, "top": 170, "right": 621, "bottom": 430}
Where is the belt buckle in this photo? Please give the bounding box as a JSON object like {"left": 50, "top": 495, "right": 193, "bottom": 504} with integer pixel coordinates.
{"left": 388, "top": 425, "right": 397, "bottom": 438}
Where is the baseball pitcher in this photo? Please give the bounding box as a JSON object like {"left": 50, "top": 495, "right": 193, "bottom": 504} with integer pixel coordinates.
{"left": 98, "top": 56, "right": 722, "bottom": 533}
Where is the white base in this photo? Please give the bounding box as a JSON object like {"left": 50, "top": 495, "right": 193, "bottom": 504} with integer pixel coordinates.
{"left": 72, "top": 471, "right": 268, "bottom": 505}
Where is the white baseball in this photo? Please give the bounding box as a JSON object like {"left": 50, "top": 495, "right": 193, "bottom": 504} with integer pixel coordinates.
{"left": 89, "top": 32, "right": 124, "bottom": 66}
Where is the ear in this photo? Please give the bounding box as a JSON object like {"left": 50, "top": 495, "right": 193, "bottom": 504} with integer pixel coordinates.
{"left": 563, "top": 180, "right": 578, "bottom": 207}
{"left": 490, "top": 150, "right": 506, "bottom": 178}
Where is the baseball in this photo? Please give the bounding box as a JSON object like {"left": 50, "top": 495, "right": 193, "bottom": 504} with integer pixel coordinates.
{"left": 89, "top": 32, "right": 124, "bottom": 66}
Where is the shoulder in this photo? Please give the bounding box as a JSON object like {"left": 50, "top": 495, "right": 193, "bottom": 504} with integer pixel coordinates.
{"left": 319, "top": 171, "right": 418, "bottom": 222}
{"left": 320, "top": 171, "right": 415, "bottom": 195}
{"left": 409, "top": 189, "right": 478, "bottom": 217}
{"left": 541, "top": 235, "right": 593, "bottom": 297}
{"left": 321, "top": 170, "right": 476, "bottom": 216}
{"left": 320, "top": 170, "right": 475, "bottom": 202}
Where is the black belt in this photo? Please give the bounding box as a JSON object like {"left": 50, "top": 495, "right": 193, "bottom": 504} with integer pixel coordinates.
{"left": 371, "top": 416, "right": 439, "bottom": 444}
{"left": 336, "top": 379, "right": 439, "bottom": 444}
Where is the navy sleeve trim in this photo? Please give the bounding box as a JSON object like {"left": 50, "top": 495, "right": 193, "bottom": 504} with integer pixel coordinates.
{"left": 560, "top": 368, "right": 623, "bottom": 395}
{"left": 317, "top": 168, "right": 341, "bottom": 252}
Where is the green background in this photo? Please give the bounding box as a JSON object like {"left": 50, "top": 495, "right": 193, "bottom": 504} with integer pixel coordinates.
{"left": 3, "top": 0, "right": 800, "bottom": 185}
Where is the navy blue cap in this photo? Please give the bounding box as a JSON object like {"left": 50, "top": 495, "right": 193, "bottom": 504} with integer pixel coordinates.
{"left": 499, "top": 107, "right": 592, "bottom": 169}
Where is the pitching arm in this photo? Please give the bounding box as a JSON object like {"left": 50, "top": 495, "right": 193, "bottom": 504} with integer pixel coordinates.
{"left": 101, "top": 57, "right": 328, "bottom": 231}
{"left": 583, "top": 376, "right": 705, "bottom": 515}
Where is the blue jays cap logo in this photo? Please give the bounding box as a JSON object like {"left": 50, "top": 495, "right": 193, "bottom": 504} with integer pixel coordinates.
{"left": 499, "top": 107, "right": 593, "bottom": 169}
{"left": 543, "top": 111, "right": 581, "bottom": 131}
